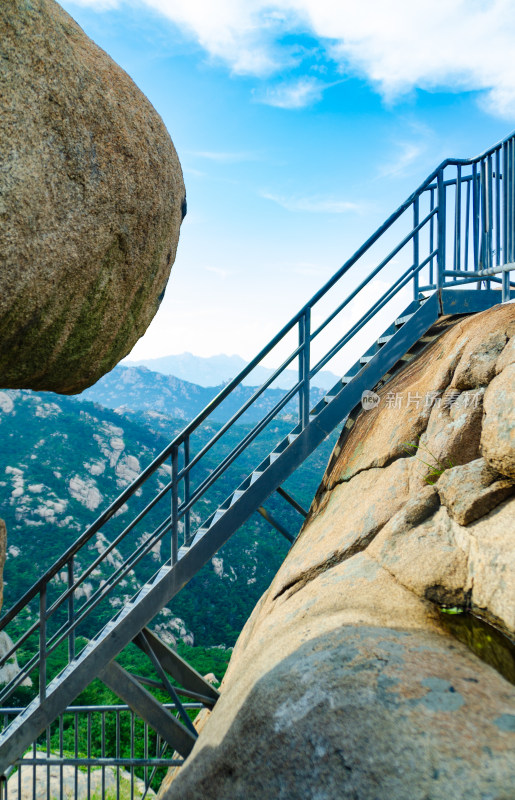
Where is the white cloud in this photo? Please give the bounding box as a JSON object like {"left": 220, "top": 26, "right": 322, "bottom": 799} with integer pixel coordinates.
{"left": 72, "top": 0, "right": 515, "bottom": 118}
{"left": 255, "top": 77, "right": 328, "bottom": 109}
{"left": 188, "top": 150, "right": 260, "bottom": 162}
{"left": 261, "top": 191, "right": 361, "bottom": 214}
{"left": 378, "top": 142, "right": 423, "bottom": 178}
{"left": 204, "top": 265, "right": 231, "bottom": 279}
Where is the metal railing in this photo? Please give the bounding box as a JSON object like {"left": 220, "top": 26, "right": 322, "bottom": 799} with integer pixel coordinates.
{"left": 1, "top": 130, "right": 514, "bottom": 709}
{"left": 0, "top": 703, "right": 199, "bottom": 800}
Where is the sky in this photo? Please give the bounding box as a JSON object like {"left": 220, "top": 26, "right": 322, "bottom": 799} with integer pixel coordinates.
{"left": 61, "top": 0, "right": 515, "bottom": 372}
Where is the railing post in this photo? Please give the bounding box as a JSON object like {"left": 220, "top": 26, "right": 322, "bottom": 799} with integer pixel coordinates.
{"left": 184, "top": 436, "right": 191, "bottom": 546}
{"left": 171, "top": 445, "right": 179, "bottom": 565}
{"left": 298, "top": 309, "right": 311, "bottom": 429}
{"left": 67, "top": 556, "right": 75, "bottom": 663}
{"left": 436, "top": 168, "right": 446, "bottom": 289}
{"left": 39, "top": 586, "right": 47, "bottom": 702}
{"left": 412, "top": 196, "right": 419, "bottom": 299}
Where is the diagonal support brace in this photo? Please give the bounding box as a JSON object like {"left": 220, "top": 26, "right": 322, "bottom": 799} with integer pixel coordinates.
{"left": 99, "top": 660, "right": 197, "bottom": 759}
{"left": 134, "top": 628, "right": 219, "bottom": 707}
{"left": 134, "top": 631, "right": 197, "bottom": 737}
{"left": 257, "top": 506, "right": 295, "bottom": 543}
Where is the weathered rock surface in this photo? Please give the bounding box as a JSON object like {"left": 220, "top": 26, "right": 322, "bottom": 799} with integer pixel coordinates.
{"left": 163, "top": 304, "right": 515, "bottom": 800}
{"left": 0, "top": 632, "right": 31, "bottom": 688}
{"left": 437, "top": 458, "right": 514, "bottom": 525}
{"left": 0, "top": 0, "right": 185, "bottom": 393}
{"left": 481, "top": 363, "right": 515, "bottom": 479}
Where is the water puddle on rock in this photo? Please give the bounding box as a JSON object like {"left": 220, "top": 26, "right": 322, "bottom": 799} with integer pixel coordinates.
{"left": 438, "top": 608, "right": 515, "bottom": 685}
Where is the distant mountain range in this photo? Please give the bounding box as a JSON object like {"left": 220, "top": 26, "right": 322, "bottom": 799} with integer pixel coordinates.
{"left": 79, "top": 364, "right": 326, "bottom": 424}
{"left": 123, "top": 352, "right": 340, "bottom": 391}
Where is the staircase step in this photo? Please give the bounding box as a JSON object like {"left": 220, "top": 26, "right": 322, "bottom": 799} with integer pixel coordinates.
{"left": 250, "top": 470, "right": 263, "bottom": 485}
{"left": 377, "top": 335, "right": 393, "bottom": 345}
{"left": 269, "top": 452, "right": 280, "bottom": 464}
{"left": 210, "top": 510, "right": 226, "bottom": 525}
{"left": 230, "top": 490, "right": 245, "bottom": 506}
{"left": 360, "top": 355, "right": 373, "bottom": 364}
{"left": 394, "top": 313, "right": 414, "bottom": 327}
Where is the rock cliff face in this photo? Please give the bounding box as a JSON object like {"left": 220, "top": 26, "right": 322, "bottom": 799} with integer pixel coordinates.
{"left": 164, "top": 303, "right": 515, "bottom": 800}
{"left": 0, "top": 0, "right": 185, "bottom": 394}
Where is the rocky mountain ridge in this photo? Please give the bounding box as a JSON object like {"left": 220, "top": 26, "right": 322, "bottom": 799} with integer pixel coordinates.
{"left": 78, "top": 363, "right": 326, "bottom": 423}
{"left": 124, "top": 352, "right": 339, "bottom": 391}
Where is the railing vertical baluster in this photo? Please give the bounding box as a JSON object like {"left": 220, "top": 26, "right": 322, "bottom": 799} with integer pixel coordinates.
{"left": 46, "top": 725, "right": 50, "bottom": 800}
{"left": 511, "top": 136, "right": 515, "bottom": 263}
{"left": 480, "top": 157, "right": 492, "bottom": 289}
{"left": 59, "top": 714, "right": 64, "bottom": 800}
{"left": 487, "top": 154, "right": 494, "bottom": 287}
{"left": 32, "top": 740, "right": 36, "bottom": 800}
{"left": 465, "top": 178, "right": 471, "bottom": 271}
{"left": 436, "top": 169, "right": 446, "bottom": 289}
{"left": 144, "top": 721, "right": 149, "bottom": 790}
{"left": 116, "top": 710, "right": 120, "bottom": 800}
{"left": 87, "top": 711, "right": 92, "bottom": 800}
{"left": 184, "top": 437, "right": 191, "bottom": 545}
{"left": 171, "top": 446, "right": 179, "bottom": 564}
{"left": 298, "top": 309, "right": 311, "bottom": 429}
{"left": 504, "top": 137, "right": 514, "bottom": 301}
{"left": 74, "top": 711, "right": 78, "bottom": 800}
{"left": 130, "top": 711, "right": 135, "bottom": 800}
{"left": 473, "top": 162, "right": 480, "bottom": 272}
{"left": 509, "top": 139, "right": 512, "bottom": 264}
{"left": 509, "top": 138, "right": 513, "bottom": 265}
{"left": 413, "top": 196, "right": 419, "bottom": 298}
{"left": 429, "top": 186, "right": 435, "bottom": 284}
{"left": 39, "top": 587, "right": 47, "bottom": 702}
{"left": 506, "top": 140, "right": 511, "bottom": 269}
{"left": 67, "top": 557, "right": 75, "bottom": 663}
{"left": 101, "top": 711, "right": 106, "bottom": 800}
{"left": 484, "top": 156, "right": 494, "bottom": 281}
{"left": 454, "top": 165, "right": 461, "bottom": 273}
{"left": 495, "top": 147, "right": 501, "bottom": 268}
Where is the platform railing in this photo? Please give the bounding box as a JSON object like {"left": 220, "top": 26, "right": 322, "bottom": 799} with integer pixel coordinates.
{"left": 0, "top": 702, "right": 200, "bottom": 800}
{"left": 1, "top": 131, "right": 514, "bottom": 708}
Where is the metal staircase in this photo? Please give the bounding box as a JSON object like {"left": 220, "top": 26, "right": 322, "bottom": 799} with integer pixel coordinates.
{"left": 0, "top": 132, "right": 514, "bottom": 780}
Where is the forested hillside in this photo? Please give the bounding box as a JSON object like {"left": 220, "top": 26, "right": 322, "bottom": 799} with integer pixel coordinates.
{"left": 0, "top": 386, "right": 336, "bottom": 662}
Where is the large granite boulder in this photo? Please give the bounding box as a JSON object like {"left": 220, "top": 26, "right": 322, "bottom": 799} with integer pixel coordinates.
{"left": 0, "top": 0, "right": 185, "bottom": 393}
{"left": 163, "top": 303, "right": 515, "bottom": 800}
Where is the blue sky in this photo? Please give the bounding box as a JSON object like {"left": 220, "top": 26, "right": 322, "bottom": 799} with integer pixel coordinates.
{"left": 61, "top": 0, "right": 515, "bottom": 367}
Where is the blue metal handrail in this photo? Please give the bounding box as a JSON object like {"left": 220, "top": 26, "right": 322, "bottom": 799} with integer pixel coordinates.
{"left": 1, "top": 130, "right": 514, "bottom": 705}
